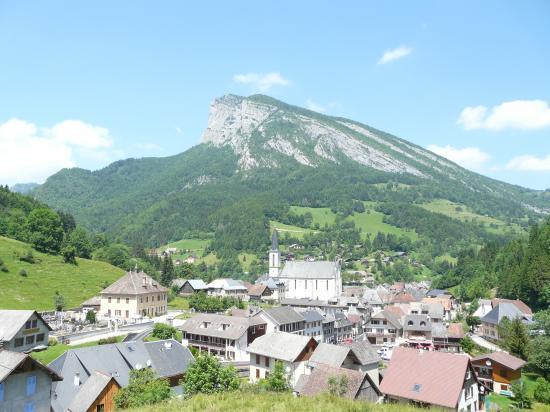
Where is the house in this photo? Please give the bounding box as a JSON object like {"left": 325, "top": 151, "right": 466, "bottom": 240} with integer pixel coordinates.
{"left": 472, "top": 299, "right": 493, "bottom": 319}
{"left": 179, "top": 313, "right": 266, "bottom": 361}
{"left": 309, "top": 341, "right": 380, "bottom": 387}
{"left": 255, "top": 306, "right": 306, "bottom": 335}
{"left": 206, "top": 278, "right": 248, "bottom": 297}
{"left": 480, "top": 302, "right": 533, "bottom": 340}
{"left": 403, "top": 314, "right": 432, "bottom": 346}
{"left": 49, "top": 339, "right": 194, "bottom": 412}
{"left": 364, "top": 309, "right": 403, "bottom": 345}
{"left": 472, "top": 352, "right": 526, "bottom": 395}
{"left": 172, "top": 279, "right": 208, "bottom": 296}
{"left": 409, "top": 302, "right": 445, "bottom": 323}
{"left": 184, "top": 255, "right": 197, "bottom": 264}
{"left": 299, "top": 309, "right": 324, "bottom": 341}
{"left": 334, "top": 312, "right": 353, "bottom": 343}
{"left": 380, "top": 347, "right": 482, "bottom": 411}
{"left": 491, "top": 298, "right": 532, "bottom": 317}
{"left": 322, "top": 315, "right": 336, "bottom": 344}
{"left": 255, "top": 276, "right": 285, "bottom": 301}
{"left": 362, "top": 287, "right": 385, "bottom": 314}
{"left": 99, "top": 271, "right": 168, "bottom": 320}
{"left": 0, "top": 350, "right": 62, "bottom": 412}
{"left": 247, "top": 332, "right": 318, "bottom": 387}
{"left": 0, "top": 310, "right": 51, "bottom": 353}
{"left": 422, "top": 297, "right": 454, "bottom": 321}
{"left": 295, "top": 364, "right": 381, "bottom": 402}
{"left": 431, "top": 323, "right": 464, "bottom": 353}
{"left": 81, "top": 296, "right": 101, "bottom": 315}
{"left": 268, "top": 231, "right": 342, "bottom": 301}
{"left": 247, "top": 284, "right": 274, "bottom": 302}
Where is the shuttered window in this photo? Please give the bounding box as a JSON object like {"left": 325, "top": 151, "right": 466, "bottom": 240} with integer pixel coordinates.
{"left": 26, "top": 375, "right": 37, "bottom": 395}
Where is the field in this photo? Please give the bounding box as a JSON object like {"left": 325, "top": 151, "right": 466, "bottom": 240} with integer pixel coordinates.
{"left": 270, "top": 220, "right": 317, "bottom": 239}
{"left": 0, "top": 236, "right": 124, "bottom": 310}
{"left": 31, "top": 335, "right": 126, "bottom": 365}
{"left": 420, "top": 199, "right": 525, "bottom": 235}
{"left": 289, "top": 204, "right": 418, "bottom": 241}
{"left": 125, "top": 392, "right": 428, "bottom": 412}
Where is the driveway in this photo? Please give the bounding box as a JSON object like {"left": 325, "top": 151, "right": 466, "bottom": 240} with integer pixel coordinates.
{"left": 471, "top": 334, "right": 504, "bottom": 352}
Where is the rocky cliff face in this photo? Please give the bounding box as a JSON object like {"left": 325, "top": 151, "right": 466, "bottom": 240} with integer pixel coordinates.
{"left": 200, "top": 94, "right": 459, "bottom": 178}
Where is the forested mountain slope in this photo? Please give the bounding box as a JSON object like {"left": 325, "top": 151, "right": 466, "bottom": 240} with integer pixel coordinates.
{"left": 32, "top": 95, "right": 549, "bottom": 251}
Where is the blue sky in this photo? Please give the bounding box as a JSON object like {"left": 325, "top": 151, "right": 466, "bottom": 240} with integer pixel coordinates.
{"left": 1, "top": 1, "right": 549, "bottom": 189}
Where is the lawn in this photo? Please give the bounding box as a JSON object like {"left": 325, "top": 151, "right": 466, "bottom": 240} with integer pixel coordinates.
{"left": 168, "top": 296, "right": 190, "bottom": 310}
{"left": 238, "top": 253, "right": 259, "bottom": 271}
{"left": 0, "top": 236, "right": 124, "bottom": 310}
{"left": 290, "top": 206, "right": 337, "bottom": 226}
{"left": 31, "top": 335, "right": 126, "bottom": 365}
{"left": 158, "top": 238, "right": 211, "bottom": 262}
{"left": 270, "top": 220, "right": 317, "bottom": 239}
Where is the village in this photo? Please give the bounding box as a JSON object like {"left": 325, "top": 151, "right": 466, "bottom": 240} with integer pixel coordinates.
{"left": 0, "top": 231, "right": 539, "bottom": 412}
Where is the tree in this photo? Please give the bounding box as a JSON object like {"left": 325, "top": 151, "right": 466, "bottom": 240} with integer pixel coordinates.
{"left": 25, "top": 208, "right": 64, "bottom": 254}
{"left": 160, "top": 256, "right": 175, "bottom": 287}
{"left": 533, "top": 377, "right": 550, "bottom": 404}
{"left": 533, "top": 309, "right": 550, "bottom": 336}
{"left": 504, "top": 318, "right": 530, "bottom": 360}
{"left": 68, "top": 227, "right": 93, "bottom": 259}
{"left": 511, "top": 379, "right": 532, "bottom": 409}
{"left": 114, "top": 368, "right": 170, "bottom": 408}
{"left": 465, "top": 315, "right": 481, "bottom": 332}
{"left": 328, "top": 375, "right": 349, "bottom": 397}
{"left": 53, "top": 291, "right": 65, "bottom": 312}
{"left": 85, "top": 310, "right": 96, "bottom": 324}
{"left": 182, "top": 354, "right": 240, "bottom": 396}
{"left": 62, "top": 245, "right": 77, "bottom": 264}
{"left": 264, "top": 361, "right": 288, "bottom": 392}
{"left": 151, "top": 323, "right": 177, "bottom": 340}
{"left": 460, "top": 336, "right": 475, "bottom": 354}
{"left": 529, "top": 336, "right": 550, "bottom": 379}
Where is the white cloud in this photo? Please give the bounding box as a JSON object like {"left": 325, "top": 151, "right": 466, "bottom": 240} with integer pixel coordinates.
{"left": 377, "top": 46, "right": 413, "bottom": 64}
{"left": 233, "top": 72, "right": 289, "bottom": 92}
{"left": 0, "top": 118, "right": 115, "bottom": 185}
{"left": 457, "top": 100, "right": 550, "bottom": 131}
{"left": 51, "top": 120, "right": 113, "bottom": 148}
{"left": 306, "top": 100, "right": 327, "bottom": 113}
{"left": 427, "top": 144, "right": 491, "bottom": 170}
{"left": 506, "top": 154, "right": 550, "bottom": 171}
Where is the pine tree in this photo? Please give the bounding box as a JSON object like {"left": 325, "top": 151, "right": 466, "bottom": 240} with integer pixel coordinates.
{"left": 505, "top": 318, "right": 530, "bottom": 360}
{"left": 160, "top": 256, "right": 175, "bottom": 287}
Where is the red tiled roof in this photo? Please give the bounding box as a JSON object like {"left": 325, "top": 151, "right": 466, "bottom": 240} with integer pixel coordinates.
{"left": 391, "top": 292, "right": 416, "bottom": 304}
{"left": 472, "top": 351, "right": 526, "bottom": 371}
{"left": 385, "top": 305, "right": 406, "bottom": 318}
{"left": 247, "top": 284, "right": 269, "bottom": 296}
{"left": 380, "top": 347, "right": 471, "bottom": 409}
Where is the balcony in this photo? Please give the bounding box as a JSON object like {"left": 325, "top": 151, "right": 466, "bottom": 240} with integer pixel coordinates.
{"left": 186, "top": 338, "right": 227, "bottom": 349}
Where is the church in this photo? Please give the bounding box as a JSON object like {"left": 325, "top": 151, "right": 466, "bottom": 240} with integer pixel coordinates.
{"left": 268, "top": 231, "right": 342, "bottom": 301}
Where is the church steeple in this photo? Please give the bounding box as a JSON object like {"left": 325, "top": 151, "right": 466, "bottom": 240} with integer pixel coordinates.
{"left": 269, "top": 230, "right": 280, "bottom": 278}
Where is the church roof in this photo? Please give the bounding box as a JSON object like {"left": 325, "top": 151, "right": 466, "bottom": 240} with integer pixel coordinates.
{"left": 271, "top": 230, "right": 279, "bottom": 251}
{"left": 279, "top": 261, "right": 340, "bottom": 279}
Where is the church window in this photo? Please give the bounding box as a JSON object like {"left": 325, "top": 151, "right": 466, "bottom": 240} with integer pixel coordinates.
{"left": 327, "top": 280, "right": 329, "bottom": 290}
{"left": 294, "top": 279, "right": 297, "bottom": 289}
{"left": 316, "top": 280, "right": 318, "bottom": 289}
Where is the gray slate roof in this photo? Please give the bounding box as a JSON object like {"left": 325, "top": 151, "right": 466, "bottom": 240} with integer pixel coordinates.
{"left": 481, "top": 302, "right": 530, "bottom": 325}
{"left": 179, "top": 313, "right": 260, "bottom": 340}
{"left": 67, "top": 371, "right": 117, "bottom": 412}
{"left": 346, "top": 341, "right": 380, "bottom": 365}
{"left": 300, "top": 309, "right": 324, "bottom": 323}
{"left": 279, "top": 261, "right": 340, "bottom": 279}
{"left": 206, "top": 278, "right": 247, "bottom": 291}
{"left": 246, "top": 332, "right": 316, "bottom": 362}
{"left": 404, "top": 314, "right": 432, "bottom": 331}
{"left": 49, "top": 339, "right": 193, "bottom": 412}
{"left": 309, "top": 343, "right": 351, "bottom": 367}
{"left": 0, "top": 310, "right": 51, "bottom": 342}
{"left": 101, "top": 271, "right": 168, "bottom": 295}
{"left": 261, "top": 306, "right": 304, "bottom": 325}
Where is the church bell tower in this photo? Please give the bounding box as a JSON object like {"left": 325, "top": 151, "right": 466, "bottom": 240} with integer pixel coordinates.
{"left": 269, "top": 230, "right": 280, "bottom": 278}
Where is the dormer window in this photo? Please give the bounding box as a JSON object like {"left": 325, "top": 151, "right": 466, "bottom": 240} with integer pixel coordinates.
{"left": 408, "top": 320, "right": 413, "bottom": 326}
{"left": 420, "top": 321, "right": 426, "bottom": 327}
{"left": 221, "top": 323, "right": 229, "bottom": 331}
{"left": 201, "top": 322, "right": 210, "bottom": 329}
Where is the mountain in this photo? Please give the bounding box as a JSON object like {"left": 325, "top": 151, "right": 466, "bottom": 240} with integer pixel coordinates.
{"left": 10, "top": 182, "right": 40, "bottom": 194}
{"left": 32, "top": 94, "right": 549, "bottom": 251}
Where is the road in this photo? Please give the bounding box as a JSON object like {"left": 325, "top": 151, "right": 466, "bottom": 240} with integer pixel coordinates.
{"left": 123, "top": 327, "right": 153, "bottom": 342}
{"left": 471, "top": 334, "right": 504, "bottom": 352}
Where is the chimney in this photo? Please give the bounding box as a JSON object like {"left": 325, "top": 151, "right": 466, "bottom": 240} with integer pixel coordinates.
{"left": 164, "top": 341, "right": 172, "bottom": 349}
{"left": 74, "top": 373, "right": 80, "bottom": 387}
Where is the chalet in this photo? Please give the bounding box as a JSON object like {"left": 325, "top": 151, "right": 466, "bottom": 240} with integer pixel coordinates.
{"left": 0, "top": 310, "right": 51, "bottom": 353}
{"left": 472, "top": 352, "right": 526, "bottom": 395}
{"left": 81, "top": 296, "right": 101, "bottom": 315}
{"left": 295, "top": 364, "right": 381, "bottom": 402}
{"left": 247, "top": 332, "right": 318, "bottom": 387}
{"left": 409, "top": 302, "right": 445, "bottom": 323}
{"left": 246, "top": 284, "right": 274, "bottom": 302}
{"left": 380, "top": 348, "right": 483, "bottom": 411}
{"left": 403, "top": 314, "right": 432, "bottom": 346}
{"left": 99, "top": 271, "right": 168, "bottom": 320}
{"left": 309, "top": 341, "right": 380, "bottom": 387}
{"left": 431, "top": 323, "right": 464, "bottom": 353}
{"left": 49, "top": 339, "right": 194, "bottom": 412}
{"left": 206, "top": 278, "right": 248, "bottom": 297}
{"left": 179, "top": 313, "right": 266, "bottom": 361}
{"left": 480, "top": 303, "right": 533, "bottom": 340}
{"left": 0, "top": 350, "right": 62, "bottom": 412}
{"left": 172, "top": 279, "right": 208, "bottom": 296}
{"left": 255, "top": 276, "right": 285, "bottom": 301}
{"left": 255, "top": 306, "right": 306, "bottom": 335}
{"left": 364, "top": 309, "right": 403, "bottom": 345}
{"left": 491, "top": 298, "right": 532, "bottom": 317}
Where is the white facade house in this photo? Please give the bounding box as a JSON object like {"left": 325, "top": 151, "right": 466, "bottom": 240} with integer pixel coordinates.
{"left": 206, "top": 278, "right": 248, "bottom": 297}
{"left": 255, "top": 307, "right": 306, "bottom": 335}
{"left": 0, "top": 310, "right": 51, "bottom": 353}
{"left": 247, "top": 332, "right": 318, "bottom": 388}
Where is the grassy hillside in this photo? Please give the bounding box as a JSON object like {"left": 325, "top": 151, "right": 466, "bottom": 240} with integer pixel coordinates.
{"left": 125, "top": 392, "right": 426, "bottom": 412}
{"left": 0, "top": 236, "right": 124, "bottom": 310}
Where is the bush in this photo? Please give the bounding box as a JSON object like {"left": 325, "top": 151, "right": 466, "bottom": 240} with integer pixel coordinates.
{"left": 182, "top": 354, "right": 240, "bottom": 396}
{"left": 86, "top": 310, "right": 97, "bottom": 324}
{"left": 19, "top": 250, "right": 35, "bottom": 264}
{"left": 0, "top": 264, "right": 8, "bottom": 273}
{"left": 534, "top": 377, "right": 550, "bottom": 404}
{"left": 114, "top": 368, "right": 170, "bottom": 408}
{"left": 460, "top": 336, "right": 475, "bottom": 354}
{"left": 263, "top": 361, "right": 289, "bottom": 392}
{"left": 19, "top": 269, "right": 28, "bottom": 277}
{"left": 48, "top": 338, "right": 58, "bottom": 346}
{"left": 151, "top": 323, "right": 178, "bottom": 340}
{"left": 98, "top": 336, "right": 118, "bottom": 345}
{"left": 62, "top": 245, "right": 77, "bottom": 264}
{"left": 511, "top": 379, "right": 532, "bottom": 408}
